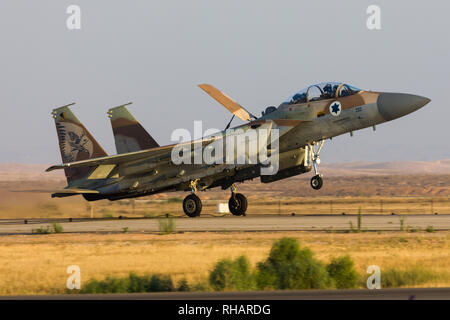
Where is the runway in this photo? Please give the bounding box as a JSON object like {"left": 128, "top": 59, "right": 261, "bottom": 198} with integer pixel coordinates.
{"left": 0, "top": 214, "right": 448, "bottom": 235}
{"left": 1, "top": 287, "right": 449, "bottom": 300}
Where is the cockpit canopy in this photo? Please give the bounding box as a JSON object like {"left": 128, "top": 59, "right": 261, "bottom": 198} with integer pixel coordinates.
{"left": 284, "top": 82, "right": 362, "bottom": 104}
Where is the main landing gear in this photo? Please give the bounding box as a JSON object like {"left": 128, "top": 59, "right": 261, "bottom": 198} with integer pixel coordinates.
{"left": 183, "top": 179, "right": 202, "bottom": 217}
{"left": 228, "top": 184, "right": 248, "bottom": 216}
{"left": 182, "top": 181, "right": 248, "bottom": 217}
{"left": 182, "top": 194, "right": 202, "bottom": 217}
{"left": 310, "top": 140, "right": 324, "bottom": 190}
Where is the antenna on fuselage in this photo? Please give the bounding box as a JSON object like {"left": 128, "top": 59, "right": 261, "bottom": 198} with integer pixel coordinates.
{"left": 224, "top": 114, "right": 235, "bottom": 130}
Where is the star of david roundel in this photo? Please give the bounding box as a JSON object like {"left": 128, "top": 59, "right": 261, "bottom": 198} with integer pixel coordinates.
{"left": 329, "top": 101, "right": 342, "bottom": 116}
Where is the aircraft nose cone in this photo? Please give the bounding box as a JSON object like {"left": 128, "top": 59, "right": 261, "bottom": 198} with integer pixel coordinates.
{"left": 377, "top": 93, "right": 431, "bottom": 121}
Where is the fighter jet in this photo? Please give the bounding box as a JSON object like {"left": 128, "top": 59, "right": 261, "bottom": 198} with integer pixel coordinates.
{"left": 46, "top": 82, "right": 430, "bottom": 217}
{"left": 107, "top": 102, "right": 159, "bottom": 154}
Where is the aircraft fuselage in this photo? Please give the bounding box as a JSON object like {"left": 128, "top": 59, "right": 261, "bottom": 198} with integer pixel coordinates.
{"left": 82, "top": 90, "right": 430, "bottom": 201}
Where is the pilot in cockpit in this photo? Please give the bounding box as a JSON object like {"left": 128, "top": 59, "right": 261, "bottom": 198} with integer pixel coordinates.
{"left": 321, "top": 83, "right": 335, "bottom": 99}
{"left": 291, "top": 92, "right": 307, "bottom": 104}
{"left": 340, "top": 85, "right": 354, "bottom": 97}
{"left": 332, "top": 84, "right": 339, "bottom": 94}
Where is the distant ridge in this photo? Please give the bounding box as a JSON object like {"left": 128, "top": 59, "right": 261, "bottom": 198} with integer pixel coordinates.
{"left": 0, "top": 163, "right": 63, "bottom": 181}
{"left": 320, "top": 159, "right": 450, "bottom": 176}
{"left": 0, "top": 159, "right": 450, "bottom": 181}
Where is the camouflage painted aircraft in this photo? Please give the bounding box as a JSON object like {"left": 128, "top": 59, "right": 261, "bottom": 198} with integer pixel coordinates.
{"left": 107, "top": 102, "right": 159, "bottom": 154}
{"left": 46, "top": 82, "right": 430, "bottom": 217}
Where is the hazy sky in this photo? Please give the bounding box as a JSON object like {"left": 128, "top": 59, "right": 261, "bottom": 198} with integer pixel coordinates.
{"left": 0, "top": 1, "right": 448, "bottom": 164}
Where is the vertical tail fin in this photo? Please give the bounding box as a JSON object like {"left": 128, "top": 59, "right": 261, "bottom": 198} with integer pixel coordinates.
{"left": 107, "top": 102, "right": 159, "bottom": 154}
{"left": 52, "top": 103, "right": 108, "bottom": 184}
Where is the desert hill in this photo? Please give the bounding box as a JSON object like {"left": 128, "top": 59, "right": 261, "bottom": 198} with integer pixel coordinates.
{"left": 0, "top": 160, "right": 449, "bottom": 198}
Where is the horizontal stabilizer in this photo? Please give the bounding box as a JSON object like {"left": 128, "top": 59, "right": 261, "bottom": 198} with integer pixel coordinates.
{"left": 11, "top": 188, "right": 99, "bottom": 194}
{"left": 45, "top": 136, "right": 217, "bottom": 172}
{"left": 198, "top": 84, "right": 255, "bottom": 121}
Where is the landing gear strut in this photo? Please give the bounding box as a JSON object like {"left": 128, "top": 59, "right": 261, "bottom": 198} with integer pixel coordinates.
{"left": 310, "top": 140, "right": 324, "bottom": 190}
{"left": 228, "top": 184, "right": 248, "bottom": 216}
{"left": 183, "top": 179, "right": 202, "bottom": 217}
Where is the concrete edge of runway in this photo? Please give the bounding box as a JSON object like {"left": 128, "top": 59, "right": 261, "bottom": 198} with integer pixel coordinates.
{"left": 1, "top": 287, "right": 449, "bottom": 300}
{"left": 0, "top": 213, "right": 448, "bottom": 224}
{"left": 0, "top": 213, "right": 449, "bottom": 236}
{"left": 1, "top": 229, "right": 450, "bottom": 237}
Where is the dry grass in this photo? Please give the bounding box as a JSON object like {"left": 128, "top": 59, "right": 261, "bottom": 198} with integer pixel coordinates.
{"left": 0, "top": 231, "right": 448, "bottom": 295}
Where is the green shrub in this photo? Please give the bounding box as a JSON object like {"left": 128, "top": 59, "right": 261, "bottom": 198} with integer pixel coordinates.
{"left": 190, "top": 280, "right": 211, "bottom": 292}
{"left": 425, "top": 225, "right": 435, "bottom": 233}
{"left": 128, "top": 273, "right": 151, "bottom": 292}
{"left": 32, "top": 223, "right": 63, "bottom": 234}
{"left": 407, "top": 226, "right": 420, "bottom": 233}
{"left": 382, "top": 267, "right": 438, "bottom": 288}
{"left": 158, "top": 217, "right": 176, "bottom": 234}
{"left": 148, "top": 274, "right": 174, "bottom": 292}
{"left": 209, "top": 255, "right": 256, "bottom": 291}
{"left": 32, "top": 226, "right": 51, "bottom": 234}
{"left": 399, "top": 216, "right": 406, "bottom": 231}
{"left": 256, "top": 237, "right": 331, "bottom": 290}
{"left": 82, "top": 276, "right": 130, "bottom": 293}
{"left": 52, "top": 222, "right": 63, "bottom": 233}
{"left": 167, "top": 197, "right": 183, "bottom": 203}
{"left": 357, "top": 207, "right": 362, "bottom": 232}
{"left": 81, "top": 273, "right": 175, "bottom": 293}
{"left": 176, "top": 279, "right": 190, "bottom": 292}
{"left": 326, "top": 255, "right": 359, "bottom": 289}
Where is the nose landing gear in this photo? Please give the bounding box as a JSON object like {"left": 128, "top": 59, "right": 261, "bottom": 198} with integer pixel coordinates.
{"left": 228, "top": 184, "right": 248, "bottom": 216}
{"left": 310, "top": 175, "right": 323, "bottom": 190}
{"left": 310, "top": 140, "right": 324, "bottom": 190}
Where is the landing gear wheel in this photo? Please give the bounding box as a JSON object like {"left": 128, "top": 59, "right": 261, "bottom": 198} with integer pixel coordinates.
{"left": 229, "top": 193, "right": 248, "bottom": 216}
{"left": 310, "top": 175, "right": 323, "bottom": 190}
{"left": 183, "top": 194, "right": 202, "bottom": 217}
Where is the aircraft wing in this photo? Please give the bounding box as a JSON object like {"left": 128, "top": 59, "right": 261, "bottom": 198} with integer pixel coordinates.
{"left": 52, "top": 188, "right": 99, "bottom": 194}
{"left": 45, "top": 137, "right": 217, "bottom": 172}
{"left": 198, "top": 84, "right": 256, "bottom": 121}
